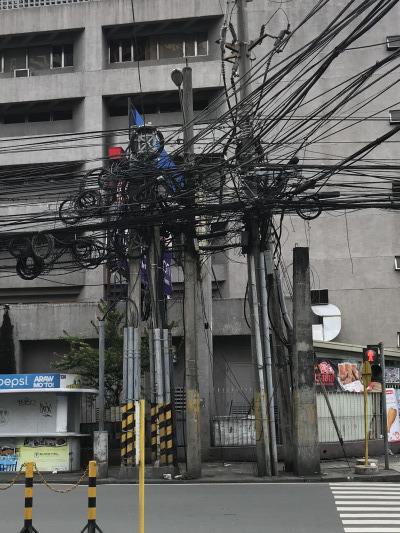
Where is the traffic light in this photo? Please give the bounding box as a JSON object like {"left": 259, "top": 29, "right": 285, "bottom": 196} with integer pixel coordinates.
{"left": 363, "top": 345, "right": 380, "bottom": 365}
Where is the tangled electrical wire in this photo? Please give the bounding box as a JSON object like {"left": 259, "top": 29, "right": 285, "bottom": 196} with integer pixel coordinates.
{"left": 1, "top": 0, "right": 400, "bottom": 281}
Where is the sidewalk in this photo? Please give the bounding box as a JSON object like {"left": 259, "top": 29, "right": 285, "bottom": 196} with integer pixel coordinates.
{"left": 3, "top": 455, "right": 400, "bottom": 486}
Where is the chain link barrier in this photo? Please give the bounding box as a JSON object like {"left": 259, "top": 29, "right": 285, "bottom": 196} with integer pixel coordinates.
{"left": 0, "top": 463, "right": 90, "bottom": 493}
{"left": 33, "top": 463, "right": 89, "bottom": 493}
{"left": 0, "top": 462, "right": 26, "bottom": 490}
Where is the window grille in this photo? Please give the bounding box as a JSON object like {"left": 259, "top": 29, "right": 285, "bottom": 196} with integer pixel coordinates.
{"left": 0, "top": 0, "right": 99, "bottom": 9}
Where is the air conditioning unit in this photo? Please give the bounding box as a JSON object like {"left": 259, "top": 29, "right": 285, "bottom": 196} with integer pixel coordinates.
{"left": 389, "top": 110, "right": 400, "bottom": 124}
{"left": 14, "top": 69, "right": 31, "bottom": 78}
{"left": 387, "top": 35, "right": 400, "bottom": 50}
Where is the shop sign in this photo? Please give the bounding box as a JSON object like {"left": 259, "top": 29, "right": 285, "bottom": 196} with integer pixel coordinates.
{"left": 0, "top": 374, "right": 60, "bottom": 390}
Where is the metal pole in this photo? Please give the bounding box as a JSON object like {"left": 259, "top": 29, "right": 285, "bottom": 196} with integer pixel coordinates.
{"left": 123, "top": 327, "right": 128, "bottom": 402}
{"left": 98, "top": 320, "right": 105, "bottom": 432}
{"left": 237, "top": 0, "right": 269, "bottom": 476}
{"left": 133, "top": 327, "right": 141, "bottom": 400}
{"left": 259, "top": 252, "right": 278, "bottom": 476}
{"left": 163, "top": 329, "right": 171, "bottom": 404}
{"left": 127, "top": 327, "right": 134, "bottom": 404}
{"left": 249, "top": 253, "right": 271, "bottom": 476}
{"left": 139, "top": 399, "right": 145, "bottom": 533}
{"left": 380, "top": 341, "right": 390, "bottom": 470}
{"left": 155, "top": 328, "right": 164, "bottom": 463}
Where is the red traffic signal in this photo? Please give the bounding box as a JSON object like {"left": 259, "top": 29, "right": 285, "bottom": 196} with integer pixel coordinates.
{"left": 363, "top": 345, "right": 380, "bottom": 365}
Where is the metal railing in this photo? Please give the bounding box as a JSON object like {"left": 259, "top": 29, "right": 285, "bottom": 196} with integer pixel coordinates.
{"left": 0, "top": 0, "right": 99, "bottom": 9}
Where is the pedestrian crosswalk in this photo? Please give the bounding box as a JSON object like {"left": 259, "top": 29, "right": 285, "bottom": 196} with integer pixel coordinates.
{"left": 330, "top": 482, "right": 400, "bottom": 532}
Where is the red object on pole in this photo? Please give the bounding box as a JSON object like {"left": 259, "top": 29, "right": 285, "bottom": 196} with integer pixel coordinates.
{"left": 108, "top": 147, "right": 124, "bottom": 159}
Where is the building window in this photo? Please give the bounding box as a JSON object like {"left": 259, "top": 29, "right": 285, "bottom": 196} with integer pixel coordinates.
{"left": 109, "top": 32, "right": 208, "bottom": 64}
{"left": 311, "top": 289, "right": 329, "bottom": 305}
{"left": 1, "top": 108, "right": 73, "bottom": 124}
{"left": 51, "top": 44, "right": 73, "bottom": 68}
{"left": 0, "top": 44, "right": 73, "bottom": 73}
{"left": 392, "top": 182, "right": 400, "bottom": 202}
{"left": 29, "top": 46, "right": 51, "bottom": 71}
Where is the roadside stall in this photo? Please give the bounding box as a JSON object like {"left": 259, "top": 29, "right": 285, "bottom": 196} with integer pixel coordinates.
{"left": 0, "top": 373, "right": 97, "bottom": 472}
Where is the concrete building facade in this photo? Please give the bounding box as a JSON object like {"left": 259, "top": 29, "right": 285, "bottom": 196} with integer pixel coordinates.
{"left": 0, "top": 0, "right": 400, "bottom": 458}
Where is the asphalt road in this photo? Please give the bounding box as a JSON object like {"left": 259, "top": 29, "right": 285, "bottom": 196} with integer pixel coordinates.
{"left": 2, "top": 481, "right": 400, "bottom": 532}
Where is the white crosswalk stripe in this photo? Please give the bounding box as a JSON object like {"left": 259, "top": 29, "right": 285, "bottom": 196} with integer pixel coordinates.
{"left": 330, "top": 482, "right": 400, "bottom": 532}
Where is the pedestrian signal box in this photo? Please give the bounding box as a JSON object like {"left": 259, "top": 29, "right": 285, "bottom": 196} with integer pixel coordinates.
{"left": 362, "top": 345, "right": 380, "bottom": 365}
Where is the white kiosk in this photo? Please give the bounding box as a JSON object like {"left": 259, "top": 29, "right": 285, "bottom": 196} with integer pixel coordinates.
{"left": 0, "top": 373, "right": 98, "bottom": 472}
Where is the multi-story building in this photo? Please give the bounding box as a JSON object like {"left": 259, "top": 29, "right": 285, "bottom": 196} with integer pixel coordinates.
{"left": 0, "top": 0, "right": 400, "bottom": 459}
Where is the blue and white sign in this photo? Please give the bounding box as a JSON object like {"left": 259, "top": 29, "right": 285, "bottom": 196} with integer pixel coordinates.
{"left": 0, "top": 374, "right": 61, "bottom": 390}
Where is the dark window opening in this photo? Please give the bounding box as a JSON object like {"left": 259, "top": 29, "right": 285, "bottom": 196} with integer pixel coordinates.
{"left": 311, "top": 289, "right": 329, "bottom": 305}
{"left": 28, "top": 111, "right": 51, "bottom": 122}
{"left": 3, "top": 114, "right": 25, "bottom": 124}
{"left": 53, "top": 109, "right": 73, "bottom": 121}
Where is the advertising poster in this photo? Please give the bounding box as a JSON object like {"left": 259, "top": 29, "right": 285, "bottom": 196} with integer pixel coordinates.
{"left": 386, "top": 388, "right": 400, "bottom": 443}
{"left": 315, "top": 359, "right": 364, "bottom": 392}
{"left": 18, "top": 437, "right": 70, "bottom": 472}
{"left": 315, "top": 359, "right": 339, "bottom": 391}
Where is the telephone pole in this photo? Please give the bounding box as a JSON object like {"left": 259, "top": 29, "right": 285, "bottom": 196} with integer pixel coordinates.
{"left": 174, "top": 66, "right": 202, "bottom": 478}
{"left": 237, "top": 0, "right": 270, "bottom": 476}
{"left": 292, "top": 247, "right": 320, "bottom": 476}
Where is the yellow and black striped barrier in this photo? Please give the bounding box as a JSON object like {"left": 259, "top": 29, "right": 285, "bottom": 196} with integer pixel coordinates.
{"left": 150, "top": 402, "right": 157, "bottom": 463}
{"left": 164, "top": 402, "right": 174, "bottom": 466}
{"left": 79, "top": 461, "right": 104, "bottom": 533}
{"left": 121, "top": 402, "right": 135, "bottom": 465}
{"left": 158, "top": 403, "right": 166, "bottom": 465}
{"left": 19, "top": 462, "right": 38, "bottom": 533}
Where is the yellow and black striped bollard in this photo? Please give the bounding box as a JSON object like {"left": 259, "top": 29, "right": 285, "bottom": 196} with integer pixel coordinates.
{"left": 150, "top": 402, "right": 157, "bottom": 463}
{"left": 80, "top": 461, "right": 103, "bottom": 533}
{"left": 158, "top": 403, "right": 166, "bottom": 465}
{"left": 19, "top": 462, "right": 38, "bottom": 533}
{"left": 164, "top": 402, "right": 174, "bottom": 465}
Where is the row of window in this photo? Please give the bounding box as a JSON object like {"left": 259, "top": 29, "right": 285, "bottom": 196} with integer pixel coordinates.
{"left": 109, "top": 33, "right": 208, "bottom": 63}
{"left": 0, "top": 44, "right": 73, "bottom": 73}
{"left": 0, "top": 32, "right": 209, "bottom": 74}
{"left": 1, "top": 109, "right": 72, "bottom": 124}
{"left": 109, "top": 99, "right": 208, "bottom": 117}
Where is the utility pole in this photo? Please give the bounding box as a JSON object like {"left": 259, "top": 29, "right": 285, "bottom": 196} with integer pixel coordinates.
{"left": 174, "top": 66, "right": 202, "bottom": 478}
{"left": 292, "top": 247, "right": 320, "bottom": 476}
{"left": 270, "top": 268, "right": 294, "bottom": 472}
{"left": 237, "top": 0, "right": 270, "bottom": 476}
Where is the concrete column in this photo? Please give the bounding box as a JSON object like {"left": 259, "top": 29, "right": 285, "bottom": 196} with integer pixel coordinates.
{"left": 292, "top": 247, "right": 320, "bottom": 476}
{"left": 93, "top": 430, "right": 108, "bottom": 479}
{"left": 56, "top": 393, "right": 68, "bottom": 433}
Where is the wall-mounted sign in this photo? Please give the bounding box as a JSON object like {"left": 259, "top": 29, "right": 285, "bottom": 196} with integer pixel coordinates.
{"left": 0, "top": 374, "right": 95, "bottom": 392}
{"left": 0, "top": 374, "right": 60, "bottom": 390}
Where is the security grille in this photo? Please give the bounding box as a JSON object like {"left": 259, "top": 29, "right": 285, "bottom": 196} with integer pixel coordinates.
{"left": 0, "top": 0, "right": 99, "bottom": 9}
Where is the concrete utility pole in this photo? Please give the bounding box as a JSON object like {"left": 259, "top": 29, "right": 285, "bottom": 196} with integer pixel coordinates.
{"left": 181, "top": 66, "right": 202, "bottom": 478}
{"left": 292, "top": 247, "right": 320, "bottom": 476}
{"left": 237, "top": 0, "right": 270, "bottom": 476}
{"left": 270, "top": 269, "right": 294, "bottom": 472}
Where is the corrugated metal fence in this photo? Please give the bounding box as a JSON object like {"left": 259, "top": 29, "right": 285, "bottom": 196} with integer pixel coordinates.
{"left": 211, "top": 391, "right": 383, "bottom": 446}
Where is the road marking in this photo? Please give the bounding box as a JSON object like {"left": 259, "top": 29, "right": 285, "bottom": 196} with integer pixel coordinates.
{"left": 341, "top": 514, "right": 400, "bottom": 518}
{"left": 332, "top": 491, "right": 400, "bottom": 494}
{"left": 344, "top": 529, "right": 400, "bottom": 533}
{"left": 336, "top": 502, "right": 399, "bottom": 506}
{"left": 334, "top": 495, "right": 400, "bottom": 499}
{"left": 330, "top": 482, "right": 400, "bottom": 532}
{"left": 338, "top": 506, "right": 400, "bottom": 510}
{"left": 343, "top": 520, "right": 400, "bottom": 525}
